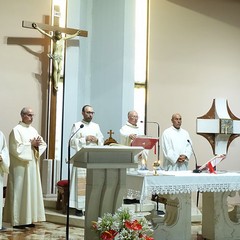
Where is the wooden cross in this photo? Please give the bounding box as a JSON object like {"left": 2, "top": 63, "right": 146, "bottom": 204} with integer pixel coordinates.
{"left": 196, "top": 98, "right": 240, "bottom": 155}
{"left": 108, "top": 130, "right": 115, "bottom": 138}
{"left": 22, "top": 20, "right": 88, "bottom": 160}
{"left": 22, "top": 21, "right": 88, "bottom": 37}
{"left": 104, "top": 130, "right": 118, "bottom": 145}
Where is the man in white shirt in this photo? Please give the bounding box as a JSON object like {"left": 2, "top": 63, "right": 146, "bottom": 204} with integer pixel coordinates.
{"left": 70, "top": 105, "right": 104, "bottom": 216}
{"left": 162, "top": 113, "right": 192, "bottom": 171}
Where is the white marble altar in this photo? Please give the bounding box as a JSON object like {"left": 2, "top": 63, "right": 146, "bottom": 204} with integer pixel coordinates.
{"left": 126, "top": 170, "right": 240, "bottom": 240}
{"left": 72, "top": 146, "right": 143, "bottom": 240}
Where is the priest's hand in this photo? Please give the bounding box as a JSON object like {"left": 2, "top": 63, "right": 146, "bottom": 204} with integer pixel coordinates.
{"left": 30, "top": 136, "right": 42, "bottom": 147}
{"left": 177, "top": 155, "right": 187, "bottom": 163}
{"left": 86, "top": 135, "right": 98, "bottom": 144}
{"left": 129, "top": 134, "right": 137, "bottom": 140}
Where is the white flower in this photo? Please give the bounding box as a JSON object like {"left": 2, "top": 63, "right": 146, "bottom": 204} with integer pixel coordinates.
{"left": 92, "top": 207, "right": 154, "bottom": 240}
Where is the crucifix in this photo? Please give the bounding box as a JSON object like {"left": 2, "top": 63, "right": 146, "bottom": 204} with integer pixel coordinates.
{"left": 22, "top": 19, "right": 88, "bottom": 160}
{"left": 196, "top": 98, "right": 240, "bottom": 155}
{"left": 104, "top": 130, "right": 118, "bottom": 145}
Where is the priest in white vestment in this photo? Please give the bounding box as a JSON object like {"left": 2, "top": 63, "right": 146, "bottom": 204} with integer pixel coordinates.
{"left": 3, "top": 107, "right": 47, "bottom": 228}
{"left": 0, "top": 131, "right": 10, "bottom": 230}
{"left": 70, "top": 105, "right": 104, "bottom": 216}
{"left": 162, "top": 113, "right": 192, "bottom": 171}
{"left": 120, "top": 110, "right": 148, "bottom": 169}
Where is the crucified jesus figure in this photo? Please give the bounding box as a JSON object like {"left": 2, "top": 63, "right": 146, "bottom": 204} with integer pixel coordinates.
{"left": 32, "top": 23, "right": 81, "bottom": 91}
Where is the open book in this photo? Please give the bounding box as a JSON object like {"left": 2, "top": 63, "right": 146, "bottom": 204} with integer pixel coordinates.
{"left": 198, "top": 154, "right": 226, "bottom": 173}
{"left": 130, "top": 137, "right": 159, "bottom": 150}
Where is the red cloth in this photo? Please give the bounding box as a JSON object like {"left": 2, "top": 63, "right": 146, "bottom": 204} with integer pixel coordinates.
{"left": 56, "top": 180, "right": 69, "bottom": 187}
{"left": 207, "top": 162, "right": 216, "bottom": 174}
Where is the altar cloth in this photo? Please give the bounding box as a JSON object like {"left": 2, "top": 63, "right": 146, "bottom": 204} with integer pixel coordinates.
{"left": 127, "top": 171, "right": 240, "bottom": 240}
{"left": 127, "top": 170, "right": 240, "bottom": 200}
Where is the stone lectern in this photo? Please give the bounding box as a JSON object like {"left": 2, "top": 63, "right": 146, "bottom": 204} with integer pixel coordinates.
{"left": 71, "top": 145, "right": 143, "bottom": 240}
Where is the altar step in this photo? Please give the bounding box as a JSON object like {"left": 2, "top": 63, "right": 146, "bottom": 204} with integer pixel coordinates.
{"left": 43, "top": 198, "right": 155, "bottom": 225}
{"left": 43, "top": 197, "right": 156, "bottom": 227}
{"left": 44, "top": 197, "right": 202, "bottom": 227}
{"left": 44, "top": 198, "right": 84, "bottom": 227}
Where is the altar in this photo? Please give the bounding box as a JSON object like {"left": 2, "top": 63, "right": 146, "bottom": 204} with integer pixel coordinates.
{"left": 126, "top": 170, "right": 240, "bottom": 240}
{"left": 72, "top": 145, "right": 143, "bottom": 240}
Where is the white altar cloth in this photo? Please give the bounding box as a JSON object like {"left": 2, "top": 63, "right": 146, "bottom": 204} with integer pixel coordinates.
{"left": 126, "top": 171, "right": 240, "bottom": 240}
{"left": 127, "top": 170, "right": 240, "bottom": 199}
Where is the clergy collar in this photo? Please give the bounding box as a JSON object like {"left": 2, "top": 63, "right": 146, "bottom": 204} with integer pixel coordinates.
{"left": 82, "top": 120, "right": 91, "bottom": 125}
{"left": 19, "top": 121, "right": 31, "bottom": 127}
{"left": 172, "top": 126, "right": 181, "bottom": 131}
{"left": 126, "top": 121, "right": 138, "bottom": 129}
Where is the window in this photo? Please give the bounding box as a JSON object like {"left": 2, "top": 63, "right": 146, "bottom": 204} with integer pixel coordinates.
{"left": 134, "top": 0, "right": 148, "bottom": 130}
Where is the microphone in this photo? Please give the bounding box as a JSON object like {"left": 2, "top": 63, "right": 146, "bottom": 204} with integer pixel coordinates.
{"left": 66, "top": 123, "right": 84, "bottom": 239}
{"left": 140, "top": 120, "right": 160, "bottom": 160}
{"left": 187, "top": 139, "right": 201, "bottom": 173}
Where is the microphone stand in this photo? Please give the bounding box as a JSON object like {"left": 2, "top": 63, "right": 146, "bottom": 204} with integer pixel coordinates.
{"left": 187, "top": 140, "right": 201, "bottom": 173}
{"left": 66, "top": 124, "right": 84, "bottom": 239}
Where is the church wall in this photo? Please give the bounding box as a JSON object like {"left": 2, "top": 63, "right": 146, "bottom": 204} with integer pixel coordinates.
{"left": 0, "top": 0, "right": 137, "bottom": 181}
{"left": 1, "top": 0, "right": 240, "bottom": 214}
{"left": 148, "top": 1, "right": 240, "bottom": 179}
{"left": 86, "top": 0, "right": 136, "bottom": 141}
{"left": 62, "top": 0, "right": 87, "bottom": 177}
{"left": 0, "top": 0, "right": 51, "bottom": 151}
{"left": 5, "top": 0, "right": 239, "bottom": 208}
{"left": 61, "top": 0, "right": 136, "bottom": 179}
{"left": 0, "top": 0, "right": 140, "bottom": 197}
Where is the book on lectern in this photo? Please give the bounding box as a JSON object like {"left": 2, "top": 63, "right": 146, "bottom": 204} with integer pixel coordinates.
{"left": 130, "top": 136, "right": 159, "bottom": 150}
{"left": 198, "top": 154, "right": 226, "bottom": 173}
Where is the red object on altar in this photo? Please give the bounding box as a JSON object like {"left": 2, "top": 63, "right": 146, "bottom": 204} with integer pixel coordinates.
{"left": 198, "top": 154, "right": 226, "bottom": 173}
{"left": 131, "top": 137, "right": 159, "bottom": 151}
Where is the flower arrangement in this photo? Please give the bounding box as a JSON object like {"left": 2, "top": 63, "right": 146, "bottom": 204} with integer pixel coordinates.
{"left": 92, "top": 207, "right": 154, "bottom": 240}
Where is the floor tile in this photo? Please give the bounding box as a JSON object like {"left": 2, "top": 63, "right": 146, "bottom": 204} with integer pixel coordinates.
{"left": 0, "top": 222, "right": 84, "bottom": 240}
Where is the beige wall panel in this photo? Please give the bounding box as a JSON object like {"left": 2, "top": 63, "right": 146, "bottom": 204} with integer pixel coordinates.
{"left": 0, "top": 0, "right": 51, "bottom": 141}
{"left": 148, "top": 0, "right": 240, "bottom": 174}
